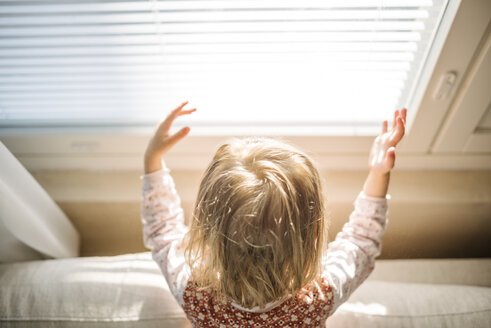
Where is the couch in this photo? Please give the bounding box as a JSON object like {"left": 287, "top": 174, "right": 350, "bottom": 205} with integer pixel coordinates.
{"left": 1, "top": 252, "right": 490, "bottom": 327}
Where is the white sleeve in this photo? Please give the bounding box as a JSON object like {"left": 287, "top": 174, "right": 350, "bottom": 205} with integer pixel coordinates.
{"left": 141, "top": 166, "right": 191, "bottom": 306}
{"left": 322, "top": 191, "right": 389, "bottom": 315}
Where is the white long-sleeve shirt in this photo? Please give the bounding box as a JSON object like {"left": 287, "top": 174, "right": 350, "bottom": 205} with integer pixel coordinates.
{"left": 141, "top": 167, "right": 388, "bottom": 327}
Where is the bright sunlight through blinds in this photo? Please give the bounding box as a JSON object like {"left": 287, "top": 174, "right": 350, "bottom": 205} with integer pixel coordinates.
{"left": 0, "top": 0, "right": 449, "bottom": 134}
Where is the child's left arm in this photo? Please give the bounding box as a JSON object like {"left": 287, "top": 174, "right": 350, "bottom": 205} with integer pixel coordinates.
{"left": 322, "top": 109, "right": 406, "bottom": 315}
{"left": 141, "top": 102, "right": 196, "bottom": 305}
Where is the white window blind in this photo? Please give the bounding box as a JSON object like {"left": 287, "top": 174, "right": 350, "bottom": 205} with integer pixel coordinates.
{"left": 0, "top": 0, "right": 449, "bottom": 134}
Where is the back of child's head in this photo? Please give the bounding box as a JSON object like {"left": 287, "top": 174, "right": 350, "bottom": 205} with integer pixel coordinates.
{"left": 185, "top": 137, "right": 326, "bottom": 308}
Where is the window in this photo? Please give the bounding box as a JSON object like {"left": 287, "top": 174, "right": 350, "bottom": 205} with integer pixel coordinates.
{"left": 0, "top": 0, "right": 453, "bottom": 135}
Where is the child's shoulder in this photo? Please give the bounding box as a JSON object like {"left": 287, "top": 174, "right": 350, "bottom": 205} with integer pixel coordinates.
{"left": 296, "top": 275, "right": 335, "bottom": 306}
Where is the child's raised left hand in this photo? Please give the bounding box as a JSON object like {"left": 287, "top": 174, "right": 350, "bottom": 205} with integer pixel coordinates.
{"left": 144, "top": 101, "right": 196, "bottom": 173}
{"left": 368, "top": 108, "right": 407, "bottom": 175}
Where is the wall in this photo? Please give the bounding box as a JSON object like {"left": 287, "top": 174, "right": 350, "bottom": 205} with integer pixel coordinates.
{"left": 31, "top": 169, "right": 491, "bottom": 259}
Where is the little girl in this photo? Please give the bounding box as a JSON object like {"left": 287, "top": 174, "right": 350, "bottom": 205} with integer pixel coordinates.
{"left": 141, "top": 102, "right": 406, "bottom": 327}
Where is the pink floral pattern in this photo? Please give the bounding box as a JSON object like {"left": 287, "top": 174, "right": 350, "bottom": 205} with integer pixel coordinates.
{"left": 182, "top": 276, "right": 334, "bottom": 328}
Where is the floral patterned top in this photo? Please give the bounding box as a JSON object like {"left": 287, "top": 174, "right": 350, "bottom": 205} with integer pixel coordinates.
{"left": 141, "top": 166, "right": 389, "bottom": 328}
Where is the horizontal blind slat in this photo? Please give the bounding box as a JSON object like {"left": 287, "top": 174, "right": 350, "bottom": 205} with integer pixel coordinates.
{"left": 0, "top": 42, "right": 419, "bottom": 56}
{"left": 0, "top": 21, "right": 426, "bottom": 37}
{"left": 0, "top": 32, "right": 423, "bottom": 47}
{"left": 0, "top": 61, "right": 412, "bottom": 75}
{"left": 0, "top": 71, "right": 410, "bottom": 85}
{"left": 0, "top": 0, "right": 434, "bottom": 14}
{"left": 0, "top": 53, "right": 417, "bottom": 66}
{"left": 0, "top": 10, "right": 430, "bottom": 25}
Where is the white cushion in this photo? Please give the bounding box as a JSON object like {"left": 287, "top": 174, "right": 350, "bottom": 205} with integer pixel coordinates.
{"left": 0, "top": 252, "right": 189, "bottom": 327}
{"left": 326, "top": 281, "right": 491, "bottom": 328}
{"left": 326, "top": 259, "right": 491, "bottom": 327}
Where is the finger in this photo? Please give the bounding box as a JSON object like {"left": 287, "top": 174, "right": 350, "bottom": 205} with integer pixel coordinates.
{"left": 172, "top": 101, "right": 189, "bottom": 114}
{"left": 392, "top": 109, "right": 400, "bottom": 130}
{"left": 382, "top": 120, "right": 388, "bottom": 133}
{"left": 166, "top": 101, "right": 190, "bottom": 123}
{"left": 168, "top": 107, "right": 196, "bottom": 130}
{"left": 159, "top": 102, "right": 192, "bottom": 134}
{"left": 167, "top": 101, "right": 190, "bottom": 121}
{"left": 163, "top": 126, "right": 191, "bottom": 151}
{"left": 177, "top": 108, "right": 197, "bottom": 116}
{"left": 389, "top": 116, "right": 405, "bottom": 146}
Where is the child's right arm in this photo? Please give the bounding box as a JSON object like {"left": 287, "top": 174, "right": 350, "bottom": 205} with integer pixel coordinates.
{"left": 322, "top": 109, "right": 406, "bottom": 315}
{"left": 141, "top": 102, "right": 196, "bottom": 306}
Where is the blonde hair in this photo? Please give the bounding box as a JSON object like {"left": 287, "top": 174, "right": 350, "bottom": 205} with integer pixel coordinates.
{"left": 185, "top": 137, "right": 327, "bottom": 309}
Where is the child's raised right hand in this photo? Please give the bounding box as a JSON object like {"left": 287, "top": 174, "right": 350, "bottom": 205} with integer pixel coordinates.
{"left": 144, "top": 101, "right": 196, "bottom": 173}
